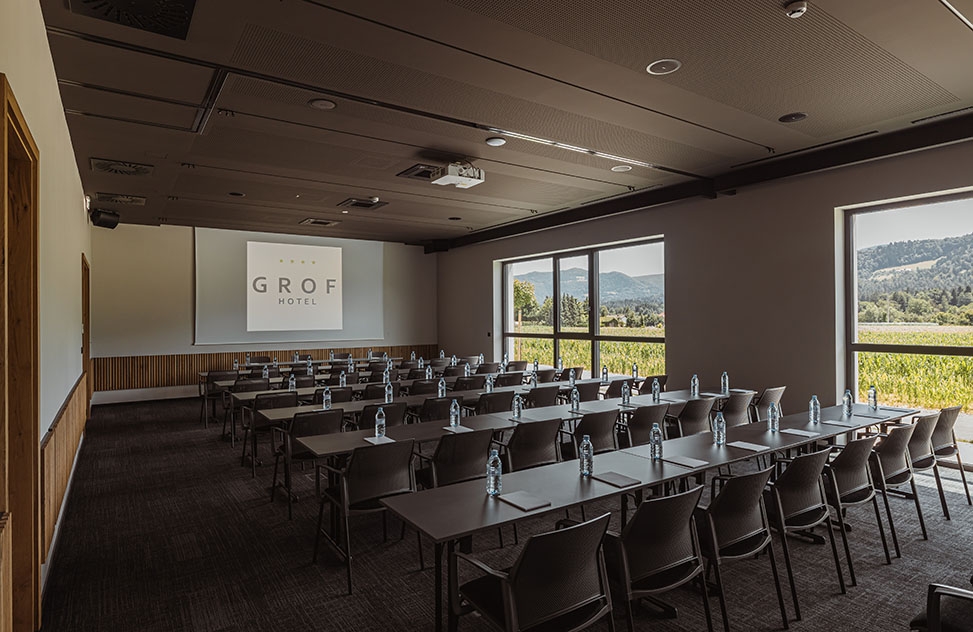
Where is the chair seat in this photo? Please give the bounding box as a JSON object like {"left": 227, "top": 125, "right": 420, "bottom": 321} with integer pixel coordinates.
{"left": 630, "top": 560, "right": 700, "bottom": 594}
{"left": 782, "top": 506, "right": 830, "bottom": 530}
{"left": 718, "top": 531, "right": 770, "bottom": 559}
{"left": 884, "top": 470, "right": 913, "bottom": 487}
{"left": 912, "top": 455, "right": 938, "bottom": 471}
{"left": 461, "top": 573, "right": 609, "bottom": 632}
{"left": 838, "top": 485, "right": 875, "bottom": 505}
{"left": 934, "top": 446, "right": 959, "bottom": 458}
{"left": 322, "top": 486, "right": 411, "bottom": 511}
{"left": 910, "top": 596, "right": 973, "bottom": 632}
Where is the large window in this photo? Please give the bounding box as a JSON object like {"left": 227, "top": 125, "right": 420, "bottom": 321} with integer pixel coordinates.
{"left": 846, "top": 194, "right": 973, "bottom": 435}
{"left": 503, "top": 239, "right": 665, "bottom": 377}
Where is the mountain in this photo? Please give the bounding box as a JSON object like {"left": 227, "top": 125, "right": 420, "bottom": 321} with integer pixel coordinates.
{"left": 514, "top": 268, "right": 664, "bottom": 305}
{"left": 857, "top": 231, "right": 973, "bottom": 299}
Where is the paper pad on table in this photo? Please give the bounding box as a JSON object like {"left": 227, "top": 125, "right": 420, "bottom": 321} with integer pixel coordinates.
{"left": 498, "top": 491, "right": 551, "bottom": 512}
{"left": 591, "top": 471, "right": 640, "bottom": 488}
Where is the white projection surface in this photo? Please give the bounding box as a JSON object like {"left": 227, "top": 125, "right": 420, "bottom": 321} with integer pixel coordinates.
{"left": 194, "top": 228, "right": 383, "bottom": 344}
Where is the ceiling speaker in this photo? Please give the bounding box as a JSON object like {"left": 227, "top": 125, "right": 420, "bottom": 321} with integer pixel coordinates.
{"left": 89, "top": 209, "right": 120, "bottom": 229}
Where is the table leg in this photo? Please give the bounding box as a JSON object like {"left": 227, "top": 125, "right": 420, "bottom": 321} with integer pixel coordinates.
{"left": 434, "top": 542, "right": 444, "bottom": 632}
{"left": 447, "top": 540, "right": 459, "bottom": 632}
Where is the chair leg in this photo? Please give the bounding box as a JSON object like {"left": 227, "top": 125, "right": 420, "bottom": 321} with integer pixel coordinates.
{"left": 932, "top": 465, "right": 950, "bottom": 520}
{"left": 956, "top": 451, "right": 972, "bottom": 505}
{"left": 624, "top": 597, "right": 635, "bottom": 632}
{"left": 313, "top": 496, "right": 327, "bottom": 563}
{"left": 496, "top": 526, "right": 504, "bottom": 548}
{"left": 709, "top": 559, "right": 730, "bottom": 632}
{"left": 513, "top": 523, "right": 519, "bottom": 546}
{"left": 251, "top": 429, "right": 258, "bottom": 478}
{"left": 699, "top": 568, "right": 715, "bottom": 632}
{"left": 285, "top": 455, "right": 293, "bottom": 521}
{"left": 909, "top": 478, "right": 928, "bottom": 540}
{"left": 343, "top": 512, "right": 354, "bottom": 594}
{"left": 880, "top": 490, "right": 901, "bottom": 558}
{"left": 833, "top": 505, "right": 857, "bottom": 586}
{"left": 271, "top": 454, "right": 280, "bottom": 502}
{"left": 824, "top": 514, "right": 847, "bottom": 595}
{"left": 777, "top": 528, "right": 800, "bottom": 621}
{"left": 765, "top": 540, "right": 789, "bottom": 629}
{"left": 240, "top": 427, "right": 250, "bottom": 465}
{"left": 416, "top": 530, "right": 425, "bottom": 571}
{"left": 872, "top": 496, "right": 892, "bottom": 565}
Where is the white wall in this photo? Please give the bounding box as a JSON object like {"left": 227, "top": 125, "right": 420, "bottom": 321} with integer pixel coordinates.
{"left": 91, "top": 223, "right": 437, "bottom": 356}
{"left": 437, "top": 140, "right": 973, "bottom": 413}
{"left": 0, "top": 0, "right": 90, "bottom": 433}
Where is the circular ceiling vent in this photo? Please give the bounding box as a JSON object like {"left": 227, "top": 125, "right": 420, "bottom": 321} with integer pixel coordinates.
{"left": 646, "top": 59, "right": 682, "bottom": 75}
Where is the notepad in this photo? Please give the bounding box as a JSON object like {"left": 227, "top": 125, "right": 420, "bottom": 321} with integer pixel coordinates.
{"left": 701, "top": 392, "right": 725, "bottom": 398}
{"left": 852, "top": 413, "right": 885, "bottom": 420}
{"left": 821, "top": 419, "right": 859, "bottom": 428}
{"left": 364, "top": 435, "right": 395, "bottom": 445}
{"left": 662, "top": 455, "right": 709, "bottom": 468}
{"left": 443, "top": 425, "right": 473, "bottom": 433}
{"left": 591, "top": 471, "right": 641, "bottom": 488}
{"left": 497, "top": 491, "right": 551, "bottom": 512}
{"left": 780, "top": 428, "right": 819, "bottom": 438}
{"left": 727, "top": 440, "right": 770, "bottom": 452}
{"left": 880, "top": 406, "right": 914, "bottom": 413}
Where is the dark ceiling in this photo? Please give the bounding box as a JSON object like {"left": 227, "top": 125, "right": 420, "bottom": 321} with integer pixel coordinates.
{"left": 40, "top": 0, "right": 973, "bottom": 249}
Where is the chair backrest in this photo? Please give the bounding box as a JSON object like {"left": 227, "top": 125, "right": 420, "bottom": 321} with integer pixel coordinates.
{"left": 359, "top": 402, "right": 408, "bottom": 429}
{"left": 420, "top": 397, "right": 454, "bottom": 423}
{"left": 366, "top": 361, "right": 388, "bottom": 374}
{"left": 575, "top": 381, "right": 601, "bottom": 403}
{"left": 507, "top": 360, "right": 528, "bottom": 372}
{"left": 770, "top": 447, "right": 831, "bottom": 520}
{"left": 343, "top": 439, "right": 416, "bottom": 507}
{"left": 297, "top": 354, "right": 313, "bottom": 362}
{"left": 872, "top": 423, "right": 915, "bottom": 482}
{"left": 827, "top": 435, "right": 878, "bottom": 499}
{"left": 495, "top": 373, "right": 522, "bottom": 387}
{"left": 366, "top": 370, "right": 398, "bottom": 383}
{"left": 454, "top": 375, "right": 486, "bottom": 391}
{"left": 290, "top": 409, "right": 344, "bottom": 438}
{"left": 677, "top": 398, "right": 716, "bottom": 436}
{"left": 206, "top": 370, "right": 239, "bottom": 385}
{"left": 332, "top": 352, "right": 351, "bottom": 360}
{"left": 443, "top": 365, "right": 465, "bottom": 377}
{"left": 430, "top": 429, "right": 495, "bottom": 487}
{"left": 535, "top": 368, "right": 557, "bottom": 383}
{"left": 250, "top": 367, "right": 280, "bottom": 378}
{"left": 294, "top": 375, "right": 316, "bottom": 388}
{"left": 364, "top": 382, "right": 400, "bottom": 400}
{"left": 233, "top": 378, "right": 270, "bottom": 392}
{"left": 627, "top": 403, "right": 669, "bottom": 446}
{"left": 932, "top": 406, "right": 962, "bottom": 452}
{"left": 253, "top": 391, "right": 299, "bottom": 411}
{"left": 251, "top": 355, "right": 272, "bottom": 364}
{"left": 621, "top": 486, "right": 703, "bottom": 583}
{"left": 399, "top": 361, "right": 419, "bottom": 371}
{"left": 407, "top": 368, "right": 426, "bottom": 380}
{"left": 411, "top": 379, "right": 440, "bottom": 396}
{"left": 312, "top": 387, "right": 353, "bottom": 405}
{"left": 508, "top": 513, "right": 611, "bottom": 631}
{"left": 325, "top": 371, "right": 358, "bottom": 386}
{"left": 638, "top": 375, "right": 668, "bottom": 394}
{"left": 574, "top": 410, "right": 618, "bottom": 454}
{"left": 430, "top": 358, "right": 449, "bottom": 368}
{"left": 560, "top": 367, "right": 585, "bottom": 381}
{"left": 507, "top": 418, "right": 562, "bottom": 471}
{"left": 526, "top": 385, "right": 560, "bottom": 408}
{"left": 476, "top": 390, "right": 516, "bottom": 415}
{"left": 721, "top": 391, "right": 755, "bottom": 427}
{"left": 604, "top": 379, "right": 631, "bottom": 399}
{"left": 908, "top": 412, "right": 940, "bottom": 463}
{"left": 707, "top": 467, "right": 774, "bottom": 550}
{"left": 752, "top": 386, "right": 786, "bottom": 422}
{"left": 475, "top": 362, "right": 500, "bottom": 374}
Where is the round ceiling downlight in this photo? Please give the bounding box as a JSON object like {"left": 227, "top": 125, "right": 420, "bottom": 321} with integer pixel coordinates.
{"left": 448, "top": 216, "right": 462, "bottom": 221}
{"left": 307, "top": 98, "right": 337, "bottom": 110}
{"left": 485, "top": 137, "right": 506, "bottom": 147}
{"left": 611, "top": 165, "right": 633, "bottom": 172}
{"left": 228, "top": 191, "right": 246, "bottom": 197}
{"left": 778, "top": 111, "right": 808, "bottom": 123}
{"left": 646, "top": 59, "right": 682, "bottom": 75}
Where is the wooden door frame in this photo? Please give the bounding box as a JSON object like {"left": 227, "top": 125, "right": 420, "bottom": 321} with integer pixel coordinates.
{"left": 1, "top": 74, "right": 42, "bottom": 632}
{"left": 82, "top": 254, "right": 91, "bottom": 412}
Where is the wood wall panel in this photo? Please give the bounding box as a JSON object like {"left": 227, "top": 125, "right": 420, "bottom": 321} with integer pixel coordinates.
{"left": 92, "top": 344, "right": 439, "bottom": 391}
{"left": 0, "top": 513, "right": 11, "bottom": 632}
{"left": 39, "top": 373, "right": 87, "bottom": 562}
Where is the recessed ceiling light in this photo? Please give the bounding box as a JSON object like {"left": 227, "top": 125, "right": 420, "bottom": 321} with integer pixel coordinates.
{"left": 228, "top": 191, "right": 246, "bottom": 197}
{"left": 611, "top": 165, "right": 633, "bottom": 172}
{"left": 307, "top": 98, "right": 337, "bottom": 111}
{"left": 646, "top": 59, "right": 682, "bottom": 75}
{"left": 485, "top": 137, "right": 506, "bottom": 147}
{"left": 784, "top": 1, "right": 808, "bottom": 18}
{"left": 448, "top": 216, "right": 462, "bottom": 221}
{"left": 294, "top": 194, "right": 301, "bottom": 199}
{"left": 778, "top": 111, "right": 808, "bottom": 123}
{"left": 341, "top": 210, "right": 349, "bottom": 214}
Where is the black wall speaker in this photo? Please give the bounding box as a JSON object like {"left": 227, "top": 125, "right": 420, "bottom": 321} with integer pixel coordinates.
{"left": 89, "top": 209, "right": 120, "bottom": 229}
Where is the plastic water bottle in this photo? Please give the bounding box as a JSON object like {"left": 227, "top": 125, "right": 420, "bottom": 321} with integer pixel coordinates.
{"left": 329, "top": 349, "right": 334, "bottom": 361}
{"left": 384, "top": 382, "right": 394, "bottom": 404}
{"left": 383, "top": 368, "right": 390, "bottom": 384}
{"left": 714, "top": 412, "right": 726, "bottom": 446}
{"left": 530, "top": 372, "right": 538, "bottom": 388}
{"left": 649, "top": 423, "right": 663, "bottom": 460}
{"left": 322, "top": 387, "right": 332, "bottom": 410}
{"left": 652, "top": 378, "right": 661, "bottom": 403}
{"left": 533, "top": 358, "right": 539, "bottom": 373}
{"left": 382, "top": 351, "right": 388, "bottom": 361}
{"left": 464, "top": 363, "right": 471, "bottom": 377}
{"left": 451, "top": 354, "right": 457, "bottom": 367}
{"left": 842, "top": 389, "right": 853, "bottom": 417}
{"left": 486, "top": 449, "right": 502, "bottom": 496}
{"left": 440, "top": 349, "right": 445, "bottom": 359}
{"left": 478, "top": 353, "right": 485, "bottom": 365}
{"left": 438, "top": 377, "right": 447, "bottom": 398}
{"left": 387, "top": 359, "right": 393, "bottom": 371}
{"left": 601, "top": 365, "right": 608, "bottom": 383}
{"left": 557, "top": 356, "right": 564, "bottom": 372}
{"left": 579, "top": 434, "right": 594, "bottom": 476}
{"left": 810, "top": 395, "right": 821, "bottom": 423}
{"left": 273, "top": 357, "right": 278, "bottom": 367}
{"left": 233, "top": 358, "right": 239, "bottom": 370}
{"left": 293, "top": 352, "right": 299, "bottom": 362}
{"left": 690, "top": 374, "right": 700, "bottom": 397}
{"left": 868, "top": 385, "right": 878, "bottom": 410}
{"left": 410, "top": 350, "right": 416, "bottom": 361}
{"left": 287, "top": 373, "right": 296, "bottom": 391}
{"left": 347, "top": 357, "right": 354, "bottom": 372}
{"left": 485, "top": 375, "right": 494, "bottom": 393}
{"left": 512, "top": 394, "right": 523, "bottom": 419}
{"left": 418, "top": 357, "right": 425, "bottom": 369}
{"left": 339, "top": 371, "right": 346, "bottom": 387}
{"left": 246, "top": 352, "right": 251, "bottom": 365}
{"left": 375, "top": 407, "right": 386, "bottom": 438}
{"left": 570, "top": 387, "right": 580, "bottom": 411}
{"left": 721, "top": 371, "right": 729, "bottom": 395}
{"left": 632, "top": 363, "right": 638, "bottom": 380}
{"left": 261, "top": 365, "right": 269, "bottom": 379}
{"left": 769, "top": 401, "right": 780, "bottom": 432}
{"left": 569, "top": 368, "right": 576, "bottom": 387}
{"left": 426, "top": 365, "right": 434, "bottom": 380}
{"left": 306, "top": 361, "right": 314, "bottom": 376}
{"left": 367, "top": 347, "right": 373, "bottom": 359}
{"left": 621, "top": 381, "right": 630, "bottom": 405}
{"left": 449, "top": 399, "right": 460, "bottom": 427}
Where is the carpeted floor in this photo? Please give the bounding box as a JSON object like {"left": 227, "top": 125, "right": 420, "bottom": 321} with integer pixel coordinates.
{"left": 40, "top": 398, "right": 973, "bottom": 631}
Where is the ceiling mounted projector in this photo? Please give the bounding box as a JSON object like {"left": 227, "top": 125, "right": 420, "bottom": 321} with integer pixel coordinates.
{"left": 430, "top": 163, "right": 485, "bottom": 189}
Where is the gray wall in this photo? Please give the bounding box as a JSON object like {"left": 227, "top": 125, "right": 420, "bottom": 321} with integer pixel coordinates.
{"left": 437, "top": 140, "right": 973, "bottom": 414}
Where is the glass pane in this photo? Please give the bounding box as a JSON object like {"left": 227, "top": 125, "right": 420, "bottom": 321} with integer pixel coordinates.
{"left": 854, "top": 197, "right": 973, "bottom": 346}
{"left": 506, "top": 337, "right": 554, "bottom": 368}
{"left": 558, "top": 339, "right": 592, "bottom": 378}
{"left": 597, "top": 242, "right": 665, "bottom": 338}
{"left": 559, "top": 255, "right": 589, "bottom": 333}
{"left": 857, "top": 351, "right": 973, "bottom": 440}
{"left": 506, "top": 259, "right": 553, "bottom": 335}
{"left": 598, "top": 341, "right": 665, "bottom": 378}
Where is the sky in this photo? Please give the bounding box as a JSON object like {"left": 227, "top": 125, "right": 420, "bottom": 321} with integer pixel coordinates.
{"left": 855, "top": 197, "right": 973, "bottom": 250}
{"left": 508, "top": 242, "right": 665, "bottom": 277}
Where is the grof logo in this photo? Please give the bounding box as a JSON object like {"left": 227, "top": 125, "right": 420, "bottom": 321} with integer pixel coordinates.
{"left": 250, "top": 276, "right": 338, "bottom": 305}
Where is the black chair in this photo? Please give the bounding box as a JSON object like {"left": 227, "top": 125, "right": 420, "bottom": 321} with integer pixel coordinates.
{"left": 324, "top": 371, "right": 357, "bottom": 386}
{"left": 458, "top": 513, "right": 615, "bottom": 632}
{"left": 574, "top": 381, "right": 601, "bottom": 403}
{"left": 313, "top": 439, "right": 419, "bottom": 593}
{"left": 497, "top": 418, "right": 562, "bottom": 472}
{"left": 525, "top": 384, "right": 559, "bottom": 409}
{"left": 419, "top": 397, "right": 455, "bottom": 423}
{"left": 407, "top": 368, "right": 427, "bottom": 380}
{"left": 695, "top": 467, "right": 789, "bottom": 631}
{"left": 366, "top": 361, "right": 388, "bottom": 374}
{"left": 293, "top": 374, "right": 316, "bottom": 389}
{"left": 637, "top": 374, "right": 668, "bottom": 394}
{"left": 624, "top": 403, "right": 669, "bottom": 447}
{"left": 931, "top": 406, "right": 972, "bottom": 505}
{"left": 719, "top": 391, "right": 755, "bottom": 427}
{"left": 366, "top": 370, "right": 398, "bottom": 383}
{"left": 251, "top": 355, "right": 272, "bottom": 364}
{"left": 331, "top": 352, "right": 351, "bottom": 360}
{"left": 475, "top": 390, "right": 516, "bottom": 415}
{"left": 271, "top": 408, "right": 343, "bottom": 519}
{"left": 476, "top": 362, "right": 500, "bottom": 374}
{"left": 869, "top": 423, "right": 926, "bottom": 557}
{"left": 911, "top": 575, "right": 973, "bottom": 632}
{"left": 415, "top": 428, "right": 493, "bottom": 488}
{"left": 296, "top": 353, "right": 313, "bottom": 362}
{"left": 200, "top": 370, "right": 238, "bottom": 429}
{"left": 222, "top": 377, "right": 270, "bottom": 443}
{"left": 823, "top": 436, "right": 891, "bottom": 586}
{"left": 603, "top": 379, "right": 632, "bottom": 399}
{"left": 604, "top": 486, "right": 711, "bottom": 632}
{"left": 908, "top": 412, "right": 951, "bottom": 520}
{"left": 765, "top": 448, "right": 845, "bottom": 621}
{"left": 535, "top": 368, "right": 557, "bottom": 383}
{"left": 559, "top": 366, "right": 585, "bottom": 381}
{"left": 312, "top": 386, "right": 353, "bottom": 405}
{"left": 364, "top": 381, "right": 400, "bottom": 400}
{"left": 241, "top": 391, "right": 299, "bottom": 477}
{"left": 563, "top": 410, "right": 618, "bottom": 459}
{"left": 249, "top": 366, "right": 281, "bottom": 379}
{"left": 507, "top": 360, "right": 528, "bottom": 372}
{"left": 443, "top": 365, "right": 465, "bottom": 377}
{"left": 410, "top": 379, "right": 440, "bottom": 396}
{"left": 356, "top": 402, "right": 408, "bottom": 431}
{"left": 399, "top": 360, "right": 419, "bottom": 371}
{"left": 495, "top": 373, "right": 522, "bottom": 387}
{"left": 751, "top": 386, "right": 786, "bottom": 423}
{"left": 453, "top": 375, "right": 486, "bottom": 391}
{"left": 673, "top": 397, "right": 716, "bottom": 437}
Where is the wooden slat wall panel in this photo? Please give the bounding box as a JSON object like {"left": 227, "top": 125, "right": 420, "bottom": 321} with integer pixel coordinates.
{"left": 92, "top": 344, "right": 439, "bottom": 391}
{"left": 39, "top": 373, "right": 87, "bottom": 562}
{"left": 0, "top": 513, "right": 10, "bottom": 632}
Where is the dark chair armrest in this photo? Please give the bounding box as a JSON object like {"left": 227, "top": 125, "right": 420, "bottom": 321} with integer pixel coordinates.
{"left": 927, "top": 583, "right": 973, "bottom": 628}
{"left": 454, "top": 551, "right": 509, "bottom": 580}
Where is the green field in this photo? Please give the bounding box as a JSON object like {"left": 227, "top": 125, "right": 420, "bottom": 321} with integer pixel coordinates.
{"left": 508, "top": 325, "right": 665, "bottom": 377}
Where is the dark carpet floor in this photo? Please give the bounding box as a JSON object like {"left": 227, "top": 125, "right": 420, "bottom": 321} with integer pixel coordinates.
{"left": 39, "top": 398, "right": 973, "bottom": 631}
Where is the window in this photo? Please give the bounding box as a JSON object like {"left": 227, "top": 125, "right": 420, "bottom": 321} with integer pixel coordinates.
{"left": 846, "top": 194, "right": 973, "bottom": 435}
{"left": 503, "top": 239, "right": 665, "bottom": 377}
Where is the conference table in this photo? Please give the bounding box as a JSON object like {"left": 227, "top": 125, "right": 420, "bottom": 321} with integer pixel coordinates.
{"left": 380, "top": 402, "right": 918, "bottom": 632}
